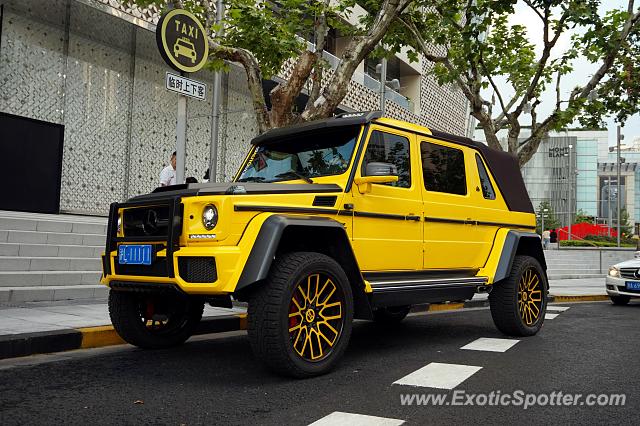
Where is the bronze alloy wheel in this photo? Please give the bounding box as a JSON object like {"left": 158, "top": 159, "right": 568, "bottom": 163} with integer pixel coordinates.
{"left": 288, "top": 273, "right": 344, "bottom": 362}
{"left": 517, "top": 267, "right": 543, "bottom": 326}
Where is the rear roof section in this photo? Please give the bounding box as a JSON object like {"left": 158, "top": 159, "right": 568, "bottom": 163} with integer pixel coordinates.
{"left": 250, "top": 111, "right": 534, "bottom": 214}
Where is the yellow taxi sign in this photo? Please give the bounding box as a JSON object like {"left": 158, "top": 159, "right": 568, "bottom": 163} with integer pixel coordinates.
{"left": 156, "top": 9, "right": 209, "bottom": 73}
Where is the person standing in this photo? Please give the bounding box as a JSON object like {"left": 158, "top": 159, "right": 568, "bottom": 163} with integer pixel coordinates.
{"left": 159, "top": 151, "right": 176, "bottom": 187}
{"left": 550, "top": 229, "right": 558, "bottom": 246}
{"left": 542, "top": 229, "right": 551, "bottom": 249}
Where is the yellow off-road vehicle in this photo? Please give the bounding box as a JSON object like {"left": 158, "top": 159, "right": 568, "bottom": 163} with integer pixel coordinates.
{"left": 102, "top": 111, "right": 547, "bottom": 377}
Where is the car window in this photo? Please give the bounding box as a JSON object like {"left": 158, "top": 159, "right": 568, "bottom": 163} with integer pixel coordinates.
{"left": 361, "top": 130, "right": 411, "bottom": 188}
{"left": 475, "top": 153, "right": 496, "bottom": 200}
{"left": 421, "top": 141, "right": 467, "bottom": 195}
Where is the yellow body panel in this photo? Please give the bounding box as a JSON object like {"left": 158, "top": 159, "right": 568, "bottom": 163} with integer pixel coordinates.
{"left": 101, "top": 116, "right": 536, "bottom": 295}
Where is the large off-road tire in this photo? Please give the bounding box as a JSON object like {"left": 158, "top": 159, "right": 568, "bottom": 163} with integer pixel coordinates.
{"left": 610, "top": 295, "right": 631, "bottom": 305}
{"left": 108, "top": 290, "right": 204, "bottom": 349}
{"left": 489, "top": 255, "right": 547, "bottom": 336}
{"left": 247, "top": 252, "right": 354, "bottom": 378}
{"left": 373, "top": 306, "right": 411, "bottom": 324}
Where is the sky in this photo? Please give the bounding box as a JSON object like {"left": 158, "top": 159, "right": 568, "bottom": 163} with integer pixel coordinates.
{"left": 493, "top": 0, "right": 639, "bottom": 146}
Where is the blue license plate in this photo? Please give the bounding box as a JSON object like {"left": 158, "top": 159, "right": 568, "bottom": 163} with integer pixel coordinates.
{"left": 625, "top": 281, "right": 640, "bottom": 290}
{"left": 118, "top": 245, "right": 152, "bottom": 265}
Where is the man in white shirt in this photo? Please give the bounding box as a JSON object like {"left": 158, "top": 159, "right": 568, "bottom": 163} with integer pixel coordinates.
{"left": 159, "top": 151, "right": 176, "bottom": 186}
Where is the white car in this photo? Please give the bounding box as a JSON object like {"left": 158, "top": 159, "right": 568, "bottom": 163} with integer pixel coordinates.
{"left": 606, "top": 258, "right": 640, "bottom": 305}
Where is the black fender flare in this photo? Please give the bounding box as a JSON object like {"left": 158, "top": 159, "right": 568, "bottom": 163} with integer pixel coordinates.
{"left": 234, "top": 214, "right": 372, "bottom": 319}
{"left": 494, "top": 230, "right": 548, "bottom": 284}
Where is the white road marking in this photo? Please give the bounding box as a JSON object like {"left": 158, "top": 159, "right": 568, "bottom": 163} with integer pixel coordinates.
{"left": 308, "top": 412, "right": 404, "bottom": 426}
{"left": 393, "top": 362, "right": 482, "bottom": 390}
{"left": 460, "top": 337, "right": 520, "bottom": 352}
{"left": 545, "top": 313, "right": 559, "bottom": 319}
{"left": 546, "top": 306, "right": 570, "bottom": 312}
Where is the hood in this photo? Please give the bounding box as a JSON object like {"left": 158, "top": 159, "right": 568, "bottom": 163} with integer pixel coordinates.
{"left": 129, "top": 182, "right": 343, "bottom": 202}
{"left": 614, "top": 257, "right": 640, "bottom": 269}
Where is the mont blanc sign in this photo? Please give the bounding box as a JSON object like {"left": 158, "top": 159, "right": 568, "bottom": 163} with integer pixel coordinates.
{"left": 156, "top": 9, "right": 209, "bottom": 73}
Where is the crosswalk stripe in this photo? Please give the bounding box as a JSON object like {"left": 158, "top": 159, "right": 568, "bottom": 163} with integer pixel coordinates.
{"left": 308, "top": 412, "right": 404, "bottom": 426}
{"left": 547, "top": 306, "right": 570, "bottom": 312}
{"left": 460, "top": 337, "right": 520, "bottom": 352}
{"left": 393, "top": 362, "right": 482, "bottom": 390}
{"left": 545, "top": 313, "right": 559, "bottom": 319}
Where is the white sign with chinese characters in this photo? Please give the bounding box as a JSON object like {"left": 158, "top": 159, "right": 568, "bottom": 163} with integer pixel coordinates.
{"left": 165, "top": 72, "right": 206, "bottom": 100}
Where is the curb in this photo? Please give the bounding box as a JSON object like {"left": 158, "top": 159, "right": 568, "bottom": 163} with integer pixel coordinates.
{"left": 0, "top": 313, "right": 248, "bottom": 360}
{"left": 0, "top": 295, "right": 609, "bottom": 360}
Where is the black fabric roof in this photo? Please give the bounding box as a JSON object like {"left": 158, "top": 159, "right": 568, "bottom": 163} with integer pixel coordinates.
{"left": 251, "top": 111, "right": 382, "bottom": 146}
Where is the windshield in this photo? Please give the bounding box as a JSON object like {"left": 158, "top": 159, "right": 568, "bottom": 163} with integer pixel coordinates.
{"left": 237, "top": 127, "right": 360, "bottom": 183}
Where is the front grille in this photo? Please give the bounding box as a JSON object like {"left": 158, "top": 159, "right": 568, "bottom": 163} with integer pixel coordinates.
{"left": 178, "top": 257, "right": 217, "bottom": 283}
{"left": 123, "top": 205, "right": 172, "bottom": 237}
{"left": 115, "top": 257, "right": 169, "bottom": 277}
{"left": 619, "top": 268, "right": 638, "bottom": 279}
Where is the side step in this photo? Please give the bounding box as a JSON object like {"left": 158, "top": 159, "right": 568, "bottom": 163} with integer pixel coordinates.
{"left": 368, "top": 276, "right": 489, "bottom": 308}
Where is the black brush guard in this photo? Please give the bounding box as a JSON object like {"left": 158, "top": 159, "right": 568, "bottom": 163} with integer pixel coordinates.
{"left": 104, "top": 197, "right": 183, "bottom": 278}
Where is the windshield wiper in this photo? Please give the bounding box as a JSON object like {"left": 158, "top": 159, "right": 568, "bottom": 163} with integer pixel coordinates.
{"left": 237, "top": 176, "right": 266, "bottom": 183}
{"left": 274, "top": 170, "right": 314, "bottom": 184}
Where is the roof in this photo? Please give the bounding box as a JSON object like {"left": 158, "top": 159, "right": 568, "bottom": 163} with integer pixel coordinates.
{"left": 250, "top": 111, "right": 534, "bottom": 214}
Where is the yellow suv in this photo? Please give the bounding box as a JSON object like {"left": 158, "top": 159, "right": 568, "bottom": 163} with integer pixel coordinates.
{"left": 102, "top": 111, "right": 547, "bottom": 377}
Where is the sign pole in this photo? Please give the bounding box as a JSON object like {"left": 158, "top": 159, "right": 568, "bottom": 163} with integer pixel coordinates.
{"left": 176, "top": 94, "right": 187, "bottom": 184}
{"left": 209, "top": 0, "right": 224, "bottom": 182}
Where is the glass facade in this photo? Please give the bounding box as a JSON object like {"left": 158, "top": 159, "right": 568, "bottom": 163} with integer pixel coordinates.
{"left": 575, "top": 139, "right": 598, "bottom": 217}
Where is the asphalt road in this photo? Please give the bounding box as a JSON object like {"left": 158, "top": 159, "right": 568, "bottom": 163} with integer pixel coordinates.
{"left": 0, "top": 302, "right": 638, "bottom": 425}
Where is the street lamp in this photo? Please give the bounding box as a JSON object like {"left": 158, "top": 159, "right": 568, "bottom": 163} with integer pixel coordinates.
{"left": 566, "top": 144, "right": 574, "bottom": 240}
{"left": 616, "top": 126, "right": 624, "bottom": 247}
{"left": 375, "top": 60, "right": 400, "bottom": 114}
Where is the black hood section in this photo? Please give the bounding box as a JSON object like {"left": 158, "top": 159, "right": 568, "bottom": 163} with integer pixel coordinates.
{"left": 129, "top": 182, "right": 343, "bottom": 202}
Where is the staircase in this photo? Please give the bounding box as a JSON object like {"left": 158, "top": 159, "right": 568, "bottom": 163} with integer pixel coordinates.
{"left": 0, "top": 210, "right": 107, "bottom": 304}
{"left": 544, "top": 248, "right": 635, "bottom": 280}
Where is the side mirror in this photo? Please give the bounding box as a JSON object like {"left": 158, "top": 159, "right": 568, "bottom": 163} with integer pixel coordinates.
{"left": 365, "top": 162, "right": 398, "bottom": 177}
{"left": 354, "top": 162, "right": 399, "bottom": 193}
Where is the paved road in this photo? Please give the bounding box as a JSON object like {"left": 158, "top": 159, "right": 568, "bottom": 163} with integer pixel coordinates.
{"left": 0, "top": 302, "right": 638, "bottom": 425}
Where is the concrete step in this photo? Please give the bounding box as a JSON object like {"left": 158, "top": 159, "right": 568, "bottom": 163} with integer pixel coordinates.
{"left": 0, "top": 271, "right": 101, "bottom": 287}
{"left": 0, "top": 256, "right": 102, "bottom": 272}
{"left": 0, "top": 216, "right": 106, "bottom": 235}
{"left": 547, "top": 273, "right": 605, "bottom": 280}
{"left": 1, "top": 230, "right": 105, "bottom": 246}
{"left": 0, "top": 243, "right": 103, "bottom": 258}
{"left": 0, "top": 285, "right": 107, "bottom": 304}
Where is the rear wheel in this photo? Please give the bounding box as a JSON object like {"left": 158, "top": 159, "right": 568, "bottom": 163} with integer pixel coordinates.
{"left": 610, "top": 295, "right": 631, "bottom": 305}
{"left": 489, "top": 255, "right": 547, "bottom": 336}
{"left": 373, "top": 306, "right": 411, "bottom": 324}
{"left": 108, "top": 290, "right": 204, "bottom": 349}
{"left": 247, "top": 252, "right": 353, "bottom": 378}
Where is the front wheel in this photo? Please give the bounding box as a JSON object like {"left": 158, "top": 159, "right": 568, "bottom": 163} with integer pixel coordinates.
{"left": 610, "top": 295, "right": 631, "bottom": 305}
{"left": 489, "top": 255, "right": 547, "bottom": 336}
{"left": 247, "top": 252, "right": 354, "bottom": 378}
{"left": 108, "top": 290, "right": 204, "bottom": 349}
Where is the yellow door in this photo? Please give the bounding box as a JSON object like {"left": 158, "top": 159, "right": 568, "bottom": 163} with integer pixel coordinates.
{"left": 420, "top": 139, "right": 495, "bottom": 269}
{"left": 347, "top": 127, "right": 423, "bottom": 271}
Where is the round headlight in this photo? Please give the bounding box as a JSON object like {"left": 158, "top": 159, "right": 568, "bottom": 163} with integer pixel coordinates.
{"left": 202, "top": 204, "right": 218, "bottom": 230}
{"left": 608, "top": 266, "right": 620, "bottom": 277}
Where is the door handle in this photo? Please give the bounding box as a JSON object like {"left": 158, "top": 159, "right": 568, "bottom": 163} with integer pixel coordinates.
{"left": 406, "top": 215, "right": 421, "bottom": 221}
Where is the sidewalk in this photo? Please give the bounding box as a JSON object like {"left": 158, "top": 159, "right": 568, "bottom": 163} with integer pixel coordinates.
{"left": 0, "top": 277, "right": 608, "bottom": 360}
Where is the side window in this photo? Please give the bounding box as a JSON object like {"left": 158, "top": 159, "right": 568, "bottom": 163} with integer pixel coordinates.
{"left": 421, "top": 142, "right": 467, "bottom": 195}
{"left": 475, "top": 154, "right": 496, "bottom": 200}
{"left": 361, "top": 130, "right": 411, "bottom": 188}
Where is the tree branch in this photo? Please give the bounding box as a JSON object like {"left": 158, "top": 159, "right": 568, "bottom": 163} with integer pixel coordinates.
{"left": 306, "top": 0, "right": 332, "bottom": 110}
{"left": 301, "top": 0, "right": 413, "bottom": 121}
{"left": 209, "top": 42, "right": 270, "bottom": 133}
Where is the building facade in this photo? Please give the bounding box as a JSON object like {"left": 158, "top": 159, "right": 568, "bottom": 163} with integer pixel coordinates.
{"left": 0, "top": 0, "right": 471, "bottom": 216}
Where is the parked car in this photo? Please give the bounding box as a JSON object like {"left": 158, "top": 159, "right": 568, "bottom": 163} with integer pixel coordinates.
{"left": 606, "top": 259, "right": 640, "bottom": 304}
{"left": 102, "top": 111, "right": 547, "bottom": 377}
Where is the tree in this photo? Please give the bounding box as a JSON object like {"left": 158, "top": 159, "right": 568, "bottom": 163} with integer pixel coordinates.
{"left": 536, "top": 200, "right": 560, "bottom": 234}
{"left": 619, "top": 207, "right": 632, "bottom": 235}
{"left": 133, "top": 0, "right": 414, "bottom": 133}
{"left": 387, "top": 0, "right": 640, "bottom": 167}
{"left": 575, "top": 209, "right": 594, "bottom": 224}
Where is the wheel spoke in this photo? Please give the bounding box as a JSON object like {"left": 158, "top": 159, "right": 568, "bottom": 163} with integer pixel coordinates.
{"left": 529, "top": 290, "right": 542, "bottom": 302}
